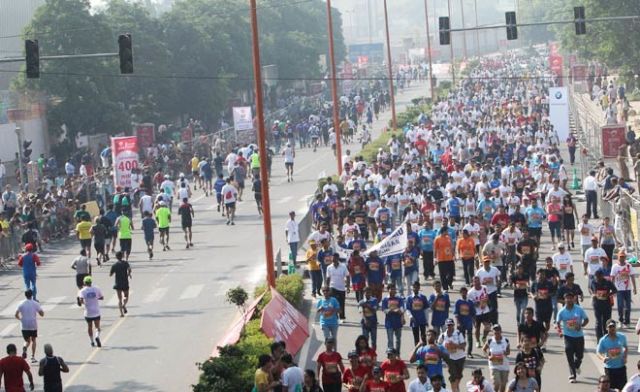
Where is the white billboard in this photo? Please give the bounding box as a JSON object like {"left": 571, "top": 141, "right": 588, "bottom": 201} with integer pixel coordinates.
{"left": 232, "top": 106, "right": 253, "bottom": 131}
{"left": 549, "top": 87, "right": 570, "bottom": 141}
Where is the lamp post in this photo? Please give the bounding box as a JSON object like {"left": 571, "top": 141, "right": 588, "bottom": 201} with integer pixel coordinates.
{"left": 326, "top": 0, "right": 343, "bottom": 175}
{"left": 383, "top": 0, "right": 397, "bottom": 130}
{"left": 14, "top": 126, "right": 23, "bottom": 191}
{"left": 423, "top": 0, "right": 435, "bottom": 100}
{"left": 249, "top": 0, "right": 275, "bottom": 287}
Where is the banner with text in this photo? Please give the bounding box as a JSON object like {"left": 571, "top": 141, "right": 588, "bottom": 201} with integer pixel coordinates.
{"left": 549, "top": 87, "right": 570, "bottom": 141}
{"left": 233, "top": 106, "right": 254, "bottom": 131}
{"left": 335, "top": 223, "right": 407, "bottom": 259}
{"left": 111, "top": 136, "right": 139, "bottom": 189}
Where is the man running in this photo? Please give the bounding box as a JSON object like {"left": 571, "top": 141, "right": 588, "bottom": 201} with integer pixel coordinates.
{"left": 155, "top": 201, "right": 171, "bottom": 251}
{"left": 283, "top": 142, "right": 295, "bottom": 182}
{"left": 38, "top": 344, "right": 69, "bottom": 391}
{"left": 90, "top": 216, "right": 107, "bottom": 266}
{"left": 18, "top": 244, "right": 41, "bottom": 302}
{"left": 190, "top": 154, "right": 200, "bottom": 190}
{"left": 71, "top": 249, "right": 91, "bottom": 302}
{"left": 15, "top": 290, "right": 43, "bottom": 364}
{"left": 221, "top": 178, "right": 238, "bottom": 225}
{"left": 110, "top": 251, "right": 131, "bottom": 317}
{"left": 114, "top": 211, "right": 133, "bottom": 261}
{"left": 177, "top": 198, "right": 195, "bottom": 248}
{"left": 141, "top": 211, "right": 157, "bottom": 259}
{"left": 0, "top": 344, "right": 34, "bottom": 392}
{"left": 252, "top": 175, "right": 263, "bottom": 216}
{"left": 214, "top": 174, "right": 226, "bottom": 215}
{"left": 77, "top": 276, "right": 104, "bottom": 347}
{"left": 75, "top": 215, "right": 92, "bottom": 259}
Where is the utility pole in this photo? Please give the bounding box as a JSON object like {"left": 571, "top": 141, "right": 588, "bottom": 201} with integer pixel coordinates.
{"left": 447, "top": 0, "right": 456, "bottom": 85}
{"left": 460, "top": 0, "right": 468, "bottom": 59}
{"left": 14, "top": 127, "right": 24, "bottom": 191}
{"left": 383, "top": 0, "right": 397, "bottom": 130}
{"left": 423, "top": 0, "right": 436, "bottom": 100}
{"left": 248, "top": 0, "right": 275, "bottom": 287}
{"left": 474, "top": 0, "right": 480, "bottom": 56}
{"left": 326, "top": 0, "right": 343, "bottom": 174}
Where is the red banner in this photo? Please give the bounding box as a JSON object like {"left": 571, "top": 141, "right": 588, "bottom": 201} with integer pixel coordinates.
{"left": 211, "top": 292, "right": 265, "bottom": 357}
{"left": 260, "top": 288, "right": 309, "bottom": 355}
{"left": 601, "top": 124, "right": 627, "bottom": 158}
{"left": 135, "top": 123, "right": 155, "bottom": 148}
{"left": 549, "top": 54, "right": 564, "bottom": 86}
{"left": 111, "top": 136, "right": 139, "bottom": 189}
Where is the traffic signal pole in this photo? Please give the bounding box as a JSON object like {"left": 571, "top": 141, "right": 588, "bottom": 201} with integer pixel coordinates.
{"left": 249, "top": 0, "right": 276, "bottom": 288}
{"left": 383, "top": 0, "right": 397, "bottom": 130}
{"left": 326, "top": 0, "right": 343, "bottom": 175}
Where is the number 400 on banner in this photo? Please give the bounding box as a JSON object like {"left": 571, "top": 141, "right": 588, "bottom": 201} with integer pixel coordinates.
{"left": 111, "top": 136, "right": 139, "bottom": 189}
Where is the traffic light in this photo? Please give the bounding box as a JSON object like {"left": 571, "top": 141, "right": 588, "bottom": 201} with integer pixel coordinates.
{"left": 25, "top": 40, "right": 39, "bottom": 79}
{"left": 439, "top": 17, "right": 451, "bottom": 45}
{"left": 22, "top": 140, "right": 32, "bottom": 163}
{"left": 505, "top": 12, "right": 518, "bottom": 40}
{"left": 118, "top": 33, "right": 133, "bottom": 74}
{"left": 574, "top": 6, "right": 586, "bottom": 35}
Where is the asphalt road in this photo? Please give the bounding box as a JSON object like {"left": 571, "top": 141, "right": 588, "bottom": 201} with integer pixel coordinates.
{"left": 0, "top": 81, "right": 429, "bottom": 391}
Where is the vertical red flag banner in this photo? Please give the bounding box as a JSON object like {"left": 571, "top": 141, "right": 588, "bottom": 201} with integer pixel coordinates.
{"left": 601, "top": 124, "right": 627, "bottom": 158}
{"left": 549, "top": 54, "right": 564, "bottom": 86}
{"left": 111, "top": 136, "right": 139, "bottom": 189}
{"left": 260, "top": 288, "right": 309, "bottom": 355}
{"left": 135, "top": 123, "right": 155, "bottom": 148}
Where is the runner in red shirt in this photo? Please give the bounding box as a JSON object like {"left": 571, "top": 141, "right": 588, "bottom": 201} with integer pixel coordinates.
{"left": 0, "top": 344, "right": 34, "bottom": 392}
{"left": 342, "top": 351, "right": 369, "bottom": 392}
{"left": 362, "top": 367, "right": 391, "bottom": 392}
{"left": 379, "top": 348, "right": 409, "bottom": 392}
{"left": 316, "top": 337, "right": 344, "bottom": 392}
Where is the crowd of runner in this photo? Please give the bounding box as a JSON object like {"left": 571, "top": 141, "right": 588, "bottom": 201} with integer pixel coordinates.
{"left": 249, "top": 50, "right": 640, "bottom": 392}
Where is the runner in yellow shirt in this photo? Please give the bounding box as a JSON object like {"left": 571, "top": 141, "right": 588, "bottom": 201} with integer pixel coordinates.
{"left": 190, "top": 154, "right": 200, "bottom": 190}
{"left": 155, "top": 201, "right": 172, "bottom": 251}
{"left": 76, "top": 216, "right": 93, "bottom": 259}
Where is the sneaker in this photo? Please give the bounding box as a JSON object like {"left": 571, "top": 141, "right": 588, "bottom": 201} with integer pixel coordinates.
{"left": 31, "top": 357, "right": 36, "bottom": 363}
{"left": 226, "top": 220, "right": 230, "bottom": 225}
{"left": 467, "top": 353, "right": 474, "bottom": 359}
{"left": 91, "top": 341, "right": 95, "bottom": 347}
{"left": 190, "top": 243, "right": 194, "bottom": 247}
{"left": 21, "top": 348, "right": 27, "bottom": 359}
{"left": 123, "top": 305, "right": 127, "bottom": 314}
{"left": 476, "top": 341, "right": 482, "bottom": 348}
{"left": 231, "top": 221, "right": 235, "bottom": 225}
{"left": 95, "top": 337, "right": 102, "bottom": 348}
{"left": 186, "top": 244, "right": 190, "bottom": 249}
{"left": 149, "top": 251, "right": 153, "bottom": 259}
{"left": 569, "top": 377, "right": 576, "bottom": 384}
{"left": 166, "top": 245, "right": 170, "bottom": 250}
{"left": 77, "top": 297, "right": 82, "bottom": 307}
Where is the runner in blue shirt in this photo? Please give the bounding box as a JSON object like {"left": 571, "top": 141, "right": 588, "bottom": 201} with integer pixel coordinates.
{"left": 556, "top": 292, "right": 589, "bottom": 383}
{"left": 409, "top": 329, "right": 449, "bottom": 380}
{"left": 525, "top": 204, "right": 546, "bottom": 243}
{"left": 358, "top": 287, "right": 379, "bottom": 349}
{"left": 446, "top": 192, "right": 463, "bottom": 223}
{"left": 429, "top": 281, "right": 450, "bottom": 336}
{"left": 406, "top": 281, "right": 430, "bottom": 345}
{"left": 596, "top": 320, "right": 628, "bottom": 390}
{"left": 381, "top": 284, "right": 405, "bottom": 353}
{"left": 454, "top": 286, "right": 476, "bottom": 358}
{"left": 418, "top": 222, "right": 437, "bottom": 280}
{"left": 386, "top": 253, "right": 404, "bottom": 295}
{"left": 365, "top": 251, "right": 385, "bottom": 300}
{"left": 317, "top": 287, "right": 340, "bottom": 344}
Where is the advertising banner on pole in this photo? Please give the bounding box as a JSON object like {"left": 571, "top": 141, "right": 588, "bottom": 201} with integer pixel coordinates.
{"left": 111, "top": 136, "right": 139, "bottom": 189}
{"left": 549, "top": 87, "right": 570, "bottom": 141}
{"left": 233, "top": 106, "right": 254, "bottom": 131}
{"left": 135, "top": 123, "right": 155, "bottom": 148}
{"left": 601, "top": 124, "right": 627, "bottom": 158}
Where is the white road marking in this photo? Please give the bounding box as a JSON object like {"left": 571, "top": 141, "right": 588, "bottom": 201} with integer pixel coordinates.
{"left": 277, "top": 196, "right": 293, "bottom": 204}
{"left": 0, "top": 323, "right": 17, "bottom": 338}
{"left": 1, "top": 301, "right": 22, "bottom": 316}
{"left": 298, "top": 194, "right": 313, "bottom": 202}
{"left": 142, "top": 287, "right": 168, "bottom": 304}
{"left": 179, "top": 284, "right": 205, "bottom": 300}
{"left": 41, "top": 296, "right": 66, "bottom": 312}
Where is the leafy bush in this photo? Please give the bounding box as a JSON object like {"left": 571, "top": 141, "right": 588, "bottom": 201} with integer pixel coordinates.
{"left": 360, "top": 129, "right": 405, "bottom": 163}
{"left": 193, "top": 345, "right": 253, "bottom": 392}
{"left": 254, "top": 273, "right": 305, "bottom": 311}
{"left": 438, "top": 80, "right": 452, "bottom": 91}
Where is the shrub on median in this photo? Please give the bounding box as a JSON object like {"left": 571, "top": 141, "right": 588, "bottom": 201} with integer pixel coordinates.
{"left": 194, "top": 274, "right": 304, "bottom": 391}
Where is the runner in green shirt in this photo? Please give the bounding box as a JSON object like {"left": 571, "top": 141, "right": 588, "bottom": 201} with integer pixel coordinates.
{"left": 114, "top": 213, "right": 134, "bottom": 261}
{"left": 155, "top": 201, "right": 172, "bottom": 251}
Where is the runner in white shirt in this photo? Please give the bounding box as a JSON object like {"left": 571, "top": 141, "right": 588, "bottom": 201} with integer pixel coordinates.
{"left": 78, "top": 276, "right": 104, "bottom": 347}
{"left": 577, "top": 216, "right": 596, "bottom": 255}
{"left": 552, "top": 243, "right": 573, "bottom": 281}
{"left": 583, "top": 237, "right": 608, "bottom": 284}
{"left": 610, "top": 251, "right": 637, "bottom": 327}
{"left": 282, "top": 142, "right": 295, "bottom": 182}
{"left": 220, "top": 179, "right": 238, "bottom": 225}
{"left": 15, "top": 289, "right": 44, "bottom": 362}
{"left": 468, "top": 277, "right": 492, "bottom": 348}
{"left": 138, "top": 193, "right": 153, "bottom": 217}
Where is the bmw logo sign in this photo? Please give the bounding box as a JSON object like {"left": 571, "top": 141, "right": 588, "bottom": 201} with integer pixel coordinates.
{"left": 555, "top": 91, "right": 563, "bottom": 99}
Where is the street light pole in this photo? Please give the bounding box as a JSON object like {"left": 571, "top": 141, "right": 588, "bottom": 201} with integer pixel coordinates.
{"left": 326, "top": 0, "right": 343, "bottom": 175}
{"left": 14, "top": 127, "right": 23, "bottom": 191}
{"left": 460, "top": 0, "right": 467, "bottom": 59}
{"left": 447, "top": 0, "right": 456, "bottom": 85}
{"left": 383, "top": 0, "right": 397, "bottom": 130}
{"left": 423, "top": 0, "right": 435, "bottom": 100}
{"left": 249, "top": 0, "right": 275, "bottom": 288}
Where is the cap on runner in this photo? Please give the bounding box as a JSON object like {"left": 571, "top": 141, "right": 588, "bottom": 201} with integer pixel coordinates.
{"left": 83, "top": 276, "right": 92, "bottom": 284}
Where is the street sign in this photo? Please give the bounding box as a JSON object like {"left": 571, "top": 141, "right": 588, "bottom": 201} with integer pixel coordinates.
{"left": 111, "top": 136, "right": 139, "bottom": 189}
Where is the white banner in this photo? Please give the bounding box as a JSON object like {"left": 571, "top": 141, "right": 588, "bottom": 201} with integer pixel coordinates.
{"left": 232, "top": 106, "right": 253, "bottom": 131}
{"left": 549, "top": 87, "right": 570, "bottom": 141}
{"left": 334, "top": 224, "right": 407, "bottom": 259}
